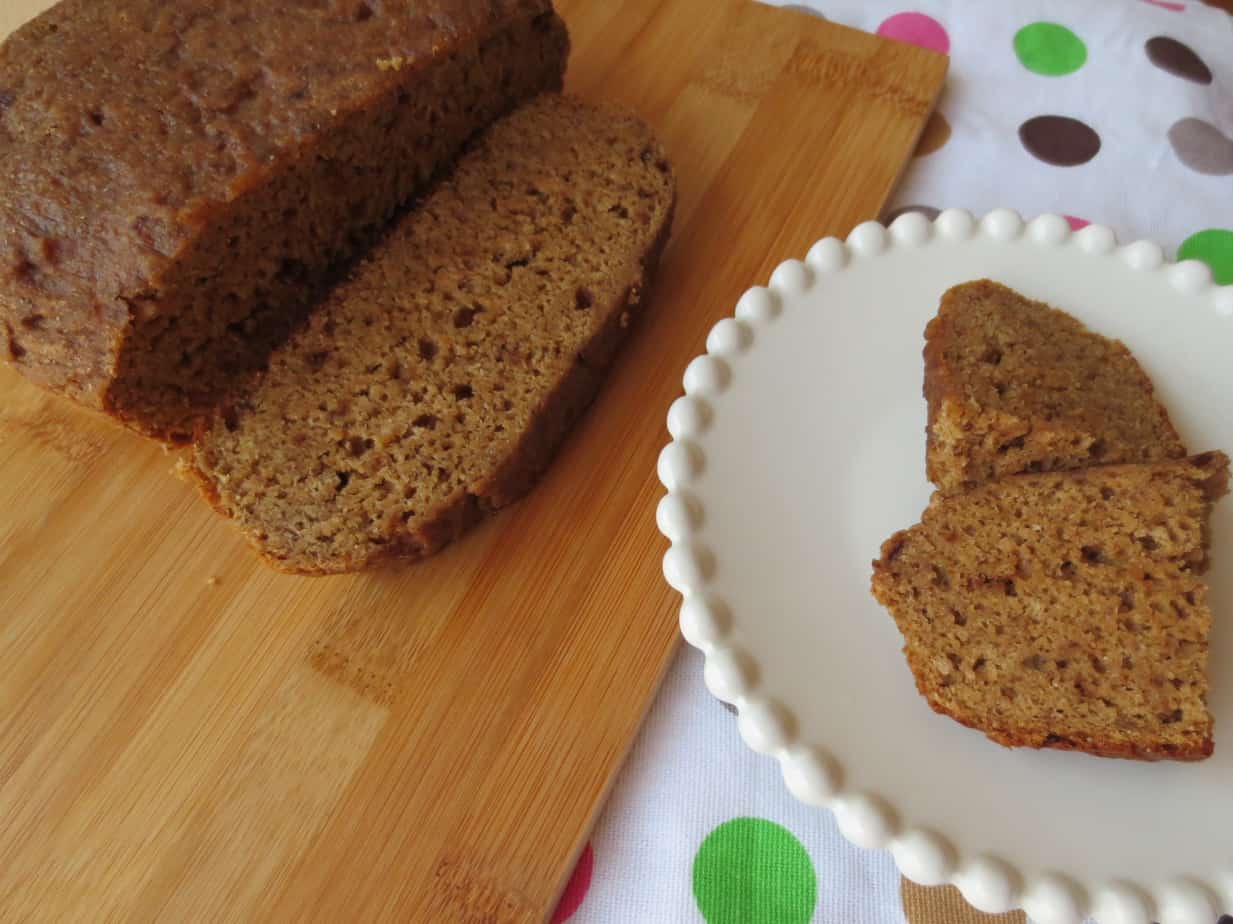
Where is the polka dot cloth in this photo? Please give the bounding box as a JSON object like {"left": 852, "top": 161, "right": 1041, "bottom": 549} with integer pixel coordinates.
{"left": 886, "top": 204, "right": 941, "bottom": 223}
{"left": 1018, "top": 115, "right": 1102, "bottom": 166}
{"left": 1014, "top": 22, "right": 1087, "bottom": 76}
{"left": 1146, "top": 35, "right": 1213, "bottom": 84}
{"left": 778, "top": 3, "right": 826, "bottom": 18}
{"left": 915, "top": 111, "right": 951, "bottom": 157}
{"left": 550, "top": 843, "right": 594, "bottom": 923}
{"left": 876, "top": 12, "right": 949, "bottom": 54}
{"left": 901, "top": 881, "right": 1026, "bottom": 924}
{"left": 576, "top": 2, "right": 1233, "bottom": 921}
{"left": 693, "top": 818, "right": 817, "bottom": 924}
{"left": 1169, "top": 118, "right": 1233, "bottom": 175}
{"left": 1178, "top": 229, "right": 1233, "bottom": 284}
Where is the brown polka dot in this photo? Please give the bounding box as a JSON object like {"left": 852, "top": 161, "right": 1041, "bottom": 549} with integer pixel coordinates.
{"left": 901, "top": 879, "right": 1027, "bottom": 924}
{"left": 1018, "top": 115, "right": 1101, "bottom": 167}
{"left": 1168, "top": 117, "right": 1233, "bottom": 176}
{"left": 1146, "top": 36, "right": 1213, "bottom": 84}
{"left": 778, "top": 4, "right": 826, "bottom": 19}
{"left": 915, "top": 110, "right": 951, "bottom": 157}
{"left": 885, "top": 204, "right": 941, "bottom": 223}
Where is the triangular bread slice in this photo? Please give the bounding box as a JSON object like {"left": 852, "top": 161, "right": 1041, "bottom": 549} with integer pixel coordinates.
{"left": 924, "top": 279, "right": 1187, "bottom": 491}
{"left": 184, "top": 94, "right": 675, "bottom": 573}
{"left": 872, "top": 451, "right": 1229, "bottom": 761}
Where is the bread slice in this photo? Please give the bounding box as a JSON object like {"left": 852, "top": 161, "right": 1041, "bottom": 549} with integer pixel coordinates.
{"left": 184, "top": 94, "right": 675, "bottom": 574}
{"left": 871, "top": 451, "right": 1229, "bottom": 761}
{"left": 924, "top": 280, "right": 1187, "bottom": 491}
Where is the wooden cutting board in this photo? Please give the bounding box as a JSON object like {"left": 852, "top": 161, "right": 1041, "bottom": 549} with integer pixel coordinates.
{"left": 0, "top": 1, "right": 945, "bottom": 920}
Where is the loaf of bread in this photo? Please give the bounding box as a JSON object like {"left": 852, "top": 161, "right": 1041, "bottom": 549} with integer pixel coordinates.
{"left": 0, "top": 0, "right": 568, "bottom": 442}
{"left": 924, "top": 280, "right": 1186, "bottom": 490}
{"left": 872, "top": 451, "right": 1229, "bottom": 761}
{"left": 184, "top": 94, "right": 676, "bottom": 573}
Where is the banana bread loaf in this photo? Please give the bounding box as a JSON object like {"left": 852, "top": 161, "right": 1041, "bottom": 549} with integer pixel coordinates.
{"left": 184, "top": 94, "right": 676, "bottom": 573}
{"left": 0, "top": 0, "right": 568, "bottom": 442}
{"left": 872, "top": 451, "right": 1229, "bottom": 761}
{"left": 924, "top": 280, "right": 1186, "bottom": 490}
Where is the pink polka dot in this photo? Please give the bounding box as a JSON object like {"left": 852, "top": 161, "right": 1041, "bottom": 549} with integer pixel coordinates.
{"left": 876, "top": 12, "right": 950, "bottom": 54}
{"left": 551, "top": 842, "right": 594, "bottom": 923}
{"left": 1064, "top": 215, "right": 1090, "bottom": 230}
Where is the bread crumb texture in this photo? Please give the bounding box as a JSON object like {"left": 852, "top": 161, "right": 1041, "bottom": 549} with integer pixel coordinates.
{"left": 924, "top": 280, "right": 1186, "bottom": 490}
{"left": 872, "top": 452, "right": 1229, "bottom": 761}
{"left": 188, "top": 95, "right": 675, "bottom": 574}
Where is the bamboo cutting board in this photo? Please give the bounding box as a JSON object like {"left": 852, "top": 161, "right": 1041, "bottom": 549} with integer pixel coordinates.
{"left": 0, "top": 1, "right": 945, "bottom": 920}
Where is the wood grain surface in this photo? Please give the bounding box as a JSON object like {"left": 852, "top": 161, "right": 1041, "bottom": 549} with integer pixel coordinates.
{"left": 0, "top": 1, "right": 945, "bottom": 920}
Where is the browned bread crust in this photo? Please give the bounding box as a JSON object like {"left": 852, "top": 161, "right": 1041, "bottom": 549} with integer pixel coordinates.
{"left": 184, "top": 95, "right": 677, "bottom": 574}
{"left": 0, "top": 0, "right": 568, "bottom": 442}
{"left": 923, "top": 280, "right": 1186, "bottom": 491}
{"left": 872, "top": 452, "right": 1229, "bottom": 761}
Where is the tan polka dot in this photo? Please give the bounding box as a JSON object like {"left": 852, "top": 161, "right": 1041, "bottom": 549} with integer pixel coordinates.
{"left": 1168, "top": 118, "right": 1233, "bottom": 176}
{"left": 915, "top": 110, "right": 951, "bottom": 157}
{"left": 901, "top": 878, "right": 1027, "bottom": 924}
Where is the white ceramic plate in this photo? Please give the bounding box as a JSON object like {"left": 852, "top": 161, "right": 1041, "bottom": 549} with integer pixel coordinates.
{"left": 657, "top": 209, "right": 1233, "bottom": 924}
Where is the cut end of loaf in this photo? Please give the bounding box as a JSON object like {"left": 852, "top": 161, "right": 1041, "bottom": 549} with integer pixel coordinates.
{"left": 923, "top": 279, "right": 1187, "bottom": 491}
{"left": 186, "top": 94, "right": 676, "bottom": 574}
{"left": 0, "top": 1, "right": 569, "bottom": 443}
{"left": 872, "top": 452, "right": 1229, "bottom": 761}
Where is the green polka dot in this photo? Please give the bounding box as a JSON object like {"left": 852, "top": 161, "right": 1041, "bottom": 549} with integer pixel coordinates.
{"left": 692, "top": 817, "right": 817, "bottom": 924}
{"left": 1014, "top": 22, "right": 1087, "bottom": 76}
{"left": 1177, "top": 228, "right": 1233, "bottom": 285}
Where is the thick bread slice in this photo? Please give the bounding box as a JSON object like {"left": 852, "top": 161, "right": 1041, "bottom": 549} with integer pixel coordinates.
{"left": 871, "top": 452, "right": 1229, "bottom": 761}
{"left": 924, "top": 280, "right": 1186, "bottom": 491}
{"left": 185, "top": 94, "right": 676, "bottom": 573}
